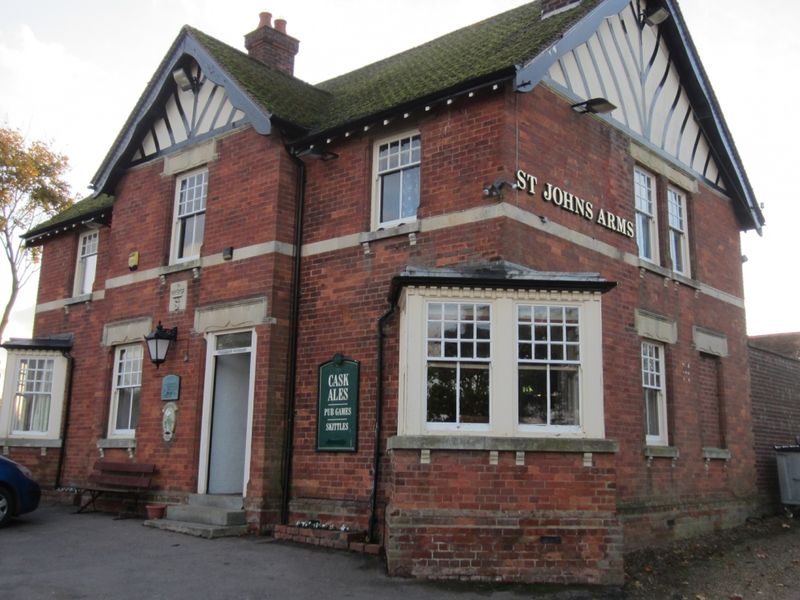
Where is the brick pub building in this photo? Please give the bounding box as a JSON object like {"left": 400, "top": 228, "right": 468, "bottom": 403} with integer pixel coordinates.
{"left": 1, "top": 0, "right": 765, "bottom": 585}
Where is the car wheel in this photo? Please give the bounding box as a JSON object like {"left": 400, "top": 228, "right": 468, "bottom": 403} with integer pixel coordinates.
{"left": 0, "top": 487, "right": 12, "bottom": 526}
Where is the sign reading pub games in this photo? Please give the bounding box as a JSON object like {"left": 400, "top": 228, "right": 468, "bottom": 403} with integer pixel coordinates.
{"left": 317, "top": 354, "right": 359, "bottom": 452}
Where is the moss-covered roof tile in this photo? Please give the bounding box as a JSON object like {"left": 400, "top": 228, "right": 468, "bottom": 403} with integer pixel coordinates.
{"left": 313, "top": 1, "right": 598, "bottom": 131}
{"left": 186, "top": 27, "right": 331, "bottom": 130}
{"left": 24, "top": 194, "right": 114, "bottom": 242}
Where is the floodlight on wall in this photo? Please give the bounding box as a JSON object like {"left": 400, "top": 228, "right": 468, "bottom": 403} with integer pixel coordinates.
{"left": 296, "top": 146, "right": 339, "bottom": 161}
{"left": 641, "top": 5, "right": 670, "bottom": 26}
{"left": 144, "top": 321, "right": 178, "bottom": 369}
{"left": 172, "top": 67, "right": 194, "bottom": 92}
{"left": 483, "top": 178, "right": 517, "bottom": 198}
{"left": 571, "top": 97, "right": 617, "bottom": 114}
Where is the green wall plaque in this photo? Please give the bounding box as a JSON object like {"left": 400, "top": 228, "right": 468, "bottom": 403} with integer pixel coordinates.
{"left": 317, "top": 354, "right": 359, "bottom": 452}
{"left": 161, "top": 374, "right": 180, "bottom": 401}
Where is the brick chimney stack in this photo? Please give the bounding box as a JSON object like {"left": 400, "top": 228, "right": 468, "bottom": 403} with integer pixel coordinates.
{"left": 540, "top": 0, "right": 582, "bottom": 19}
{"left": 244, "top": 11, "right": 299, "bottom": 76}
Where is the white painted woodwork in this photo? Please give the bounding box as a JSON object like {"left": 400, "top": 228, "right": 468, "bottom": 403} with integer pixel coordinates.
{"left": 546, "top": 1, "right": 725, "bottom": 189}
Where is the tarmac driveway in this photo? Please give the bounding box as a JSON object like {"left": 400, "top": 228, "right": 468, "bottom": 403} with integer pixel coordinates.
{"left": 1, "top": 504, "right": 615, "bottom": 600}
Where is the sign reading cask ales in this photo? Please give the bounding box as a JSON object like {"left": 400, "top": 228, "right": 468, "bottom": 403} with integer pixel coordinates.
{"left": 317, "top": 354, "right": 359, "bottom": 452}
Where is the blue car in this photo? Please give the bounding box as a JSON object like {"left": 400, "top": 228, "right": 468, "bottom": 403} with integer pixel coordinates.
{"left": 0, "top": 456, "right": 41, "bottom": 526}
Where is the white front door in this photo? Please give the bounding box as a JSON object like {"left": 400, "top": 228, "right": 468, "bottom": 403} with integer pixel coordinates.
{"left": 198, "top": 330, "right": 255, "bottom": 496}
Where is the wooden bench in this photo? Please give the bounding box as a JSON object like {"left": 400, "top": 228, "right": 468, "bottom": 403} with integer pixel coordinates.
{"left": 76, "top": 460, "right": 157, "bottom": 516}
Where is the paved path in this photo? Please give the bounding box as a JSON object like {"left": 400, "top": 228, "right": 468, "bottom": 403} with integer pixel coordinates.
{"left": 1, "top": 505, "right": 615, "bottom": 600}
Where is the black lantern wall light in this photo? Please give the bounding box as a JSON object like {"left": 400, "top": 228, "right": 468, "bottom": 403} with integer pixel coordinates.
{"left": 144, "top": 321, "right": 178, "bottom": 369}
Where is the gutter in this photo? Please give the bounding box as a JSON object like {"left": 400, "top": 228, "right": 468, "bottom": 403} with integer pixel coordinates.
{"left": 368, "top": 299, "right": 398, "bottom": 543}
{"left": 280, "top": 148, "right": 306, "bottom": 525}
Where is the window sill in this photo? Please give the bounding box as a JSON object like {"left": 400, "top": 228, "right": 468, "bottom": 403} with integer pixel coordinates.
{"left": 65, "top": 293, "right": 92, "bottom": 306}
{"left": 97, "top": 438, "right": 136, "bottom": 449}
{"left": 160, "top": 258, "right": 202, "bottom": 276}
{"left": 702, "top": 447, "right": 731, "bottom": 461}
{"left": 359, "top": 221, "right": 420, "bottom": 244}
{"left": 0, "top": 437, "right": 62, "bottom": 448}
{"left": 637, "top": 260, "right": 699, "bottom": 290}
{"left": 97, "top": 437, "right": 136, "bottom": 458}
{"left": 644, "top": 445, "right": 679, "bottom": 459}
{"left": 388, "top": 435, "right": 618, "bottom": 454}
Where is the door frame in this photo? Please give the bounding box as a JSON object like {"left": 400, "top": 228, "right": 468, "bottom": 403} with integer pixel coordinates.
{"left": 197, "top": 328, "right": 257, "bottom": 496}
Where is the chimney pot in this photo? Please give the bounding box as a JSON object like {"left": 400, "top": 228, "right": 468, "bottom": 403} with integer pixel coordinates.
{"left": 258, "top": 12, "right": 272, "bottom": 28}
{"left": 244, "top": 12, "right": 299, "bottom": 75}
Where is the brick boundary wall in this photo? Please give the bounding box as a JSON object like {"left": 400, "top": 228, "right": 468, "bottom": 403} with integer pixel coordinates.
{"left": 749, "top": 343, "right": 800, "bottom": 512}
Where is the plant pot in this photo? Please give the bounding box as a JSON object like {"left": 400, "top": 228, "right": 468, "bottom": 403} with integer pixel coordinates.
{"left": 145, "top": 503, "right": 167, "bottom": 520}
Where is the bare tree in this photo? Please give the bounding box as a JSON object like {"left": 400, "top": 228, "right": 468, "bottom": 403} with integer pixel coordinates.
{"left": 0, "top": 126, "right": 72, "bottom": 341}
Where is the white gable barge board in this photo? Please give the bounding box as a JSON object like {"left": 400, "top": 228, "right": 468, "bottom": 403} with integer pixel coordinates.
{"left": 514, "top": 0, "right": 763, "bottom": 233}
{"left": 91, "top": 29, "right": 272, "bottom": 195}
{"left": 544, "top": 2, "right": 723, "bottom": 188}
{"left": 132, "top": 62, "right": 246, "bottom": 165}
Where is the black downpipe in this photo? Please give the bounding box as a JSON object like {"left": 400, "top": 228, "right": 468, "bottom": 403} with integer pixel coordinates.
{"left": 368, "top": 300, "right": 397, "bottom": 543}
{"left": 280, "top": 152, "right": 306, "bottom": 525}
{"left": 55, "top": 352, "right": 74, "bottom": 489}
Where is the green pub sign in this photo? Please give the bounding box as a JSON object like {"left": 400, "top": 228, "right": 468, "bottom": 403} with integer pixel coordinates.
{"left": 317, "top": 354, "right": 359, "bottom": 452}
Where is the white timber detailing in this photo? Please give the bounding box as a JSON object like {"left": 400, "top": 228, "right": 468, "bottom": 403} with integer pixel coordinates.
{"left": 131, "top": 60, "right": 246, "bottom": 163}
{"left": 546, "top": 1, "right": 724, "bottom": 187}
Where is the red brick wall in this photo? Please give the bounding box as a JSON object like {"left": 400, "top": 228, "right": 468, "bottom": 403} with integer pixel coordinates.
{"left": 386, "top": 450, "right": 623, "bottom": 584}
{"left": 749, "top": 344, "right": 800, "bottom": 511}
{"left": 21, "top": 75, "right": 757, "bottom": 584}
{"left": 26, "top": 127, "right": 298, "bottom": 529}
{"left": 286, "top": 83, "right": 756, "bottom": 576}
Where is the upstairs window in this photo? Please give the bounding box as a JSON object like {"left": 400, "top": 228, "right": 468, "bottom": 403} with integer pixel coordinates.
{"left": 634, "top": 167, "right": 658, "bottom": 263}
{"left": 172, "top": 169, "right": 208, "bottom": 262}
{"left": 667, "top": 187, "right": 690, "bottom": 276}
{"left": 108, "top": 344, "right": 143, "bottom": 437}
{"left": 74, "top": 230, "right": 99, "bottom": 297}
{"left": 373, "top": 133, "right": 420, "bottom": 229}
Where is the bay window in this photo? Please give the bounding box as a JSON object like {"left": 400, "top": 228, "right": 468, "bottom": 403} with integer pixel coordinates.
{"left": 399, "top": 287, "right": 605, "bottom": 439}
{"left": 0, "top": 349, "right": 69, "bottom": 442}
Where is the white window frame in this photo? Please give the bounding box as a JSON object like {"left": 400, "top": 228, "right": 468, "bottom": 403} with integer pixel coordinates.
{"left": 398, "top": 287, "right": 605, "bottom": 439}
{"left": 634, "top": 167, "right": 658, "bottom": 264}
{"left": 517, "top": 304, "right": 582, "bottom": 433}
{"left": 0, "top": 350, "right": 68, "bottom": 441}
{"left": 74, "top": 229, "right": 99, "bottom": 297}
{"left": 371, "top": 131, "right": 421, "bottom": 230}
{"left": 108, "top": 344, "right": 143, "bottom": 438}
{"left": 641, "top": 340, "right": 668, "bottom": 446}
{"left": 170, "top": 168, "right": 208, "bottom": 264}
{"left": 424, "top": 301, "right": 492, "bottom": 432}
{"left": 667, "top": 186, "right": 690, "bottom": 276}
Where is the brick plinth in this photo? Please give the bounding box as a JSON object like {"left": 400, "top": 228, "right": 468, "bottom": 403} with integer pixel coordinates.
{"left": 385, "top": 448, "right": 623, "bottom": 584}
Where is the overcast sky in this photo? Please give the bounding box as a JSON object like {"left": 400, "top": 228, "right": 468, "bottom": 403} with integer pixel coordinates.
{"left": 1, "top": 0, "right": 798, "bottom": 348}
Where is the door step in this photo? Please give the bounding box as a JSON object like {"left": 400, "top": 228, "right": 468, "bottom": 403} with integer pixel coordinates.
{"left": 143, "top": 494, "right": 248, "bottom": 539}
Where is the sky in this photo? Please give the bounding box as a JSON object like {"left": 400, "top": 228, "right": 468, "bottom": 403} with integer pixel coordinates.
{"left": 0, "top": 0, "right": 798, "bottom": 354}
